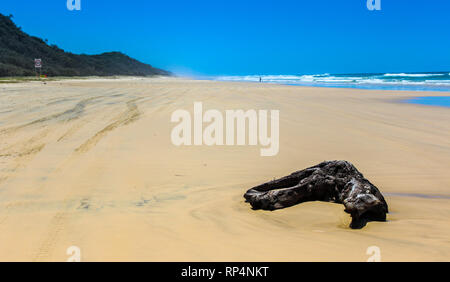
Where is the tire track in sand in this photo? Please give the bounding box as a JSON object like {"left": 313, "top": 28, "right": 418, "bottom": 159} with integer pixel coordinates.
{"left": 32, "top": 208, "right": 71, "bottom": 262}
{"left": 0, "top": 130, "right": 48, "bottom": 186}
{"left": 75, "top": 98, "right": 142, "bottom": 153}
{"left": 0, "top": 96, "right": 105, "bottom": 186}
{"left": 32, "top": 98, "right": 143, "bottom": 261}
{"left": 0, "top": 96, "right": 103, "bottom": 135}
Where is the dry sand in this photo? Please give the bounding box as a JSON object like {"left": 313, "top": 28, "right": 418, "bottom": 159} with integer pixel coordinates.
{"left": 0, "top": 77, "right": 449, "bottom": 261}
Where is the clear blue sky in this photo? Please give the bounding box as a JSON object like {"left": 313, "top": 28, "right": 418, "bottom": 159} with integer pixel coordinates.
{"left": 1, "top": 0, "right": 449, "bottom": 75}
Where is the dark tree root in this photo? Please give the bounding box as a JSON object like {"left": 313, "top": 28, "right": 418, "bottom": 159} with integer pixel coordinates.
{"left": 243, "top": 160, "right": 389, "bottom": 229}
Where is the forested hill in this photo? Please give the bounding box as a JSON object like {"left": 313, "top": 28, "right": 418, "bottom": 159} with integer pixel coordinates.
{"left": 0, "top": 14, "right": 171, "bottom": 77}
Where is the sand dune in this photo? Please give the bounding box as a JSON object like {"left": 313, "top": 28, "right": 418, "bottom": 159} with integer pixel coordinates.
{"left": 0, "top": 77, "right": 449, "bottom": 261}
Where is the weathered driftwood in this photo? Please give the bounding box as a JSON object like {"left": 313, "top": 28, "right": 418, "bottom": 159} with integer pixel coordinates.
{"left": 244, "top": 160, "right": 388, "bottom": 229}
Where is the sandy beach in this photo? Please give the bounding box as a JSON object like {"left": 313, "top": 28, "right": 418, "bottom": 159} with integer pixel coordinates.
{"left": 0, "top": 77, "right": 449, "bottom": 262}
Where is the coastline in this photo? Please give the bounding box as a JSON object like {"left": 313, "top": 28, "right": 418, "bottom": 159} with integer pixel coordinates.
{"left": 3, "top": 75, "right": 450, "bottom": 106}
{"left": 214, "top": 72, "right": 450, "bottom": 94}
{"left": 0, "top": 77, "right": 449, "bottom": 261}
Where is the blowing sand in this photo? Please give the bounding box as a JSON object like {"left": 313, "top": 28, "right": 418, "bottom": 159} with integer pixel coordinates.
{"left": 0, "top": 77, "right": 449, "bottom": 261}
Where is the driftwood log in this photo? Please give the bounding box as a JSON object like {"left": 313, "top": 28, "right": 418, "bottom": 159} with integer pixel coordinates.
{"left": 244, "top": 160, "right": 388, "bottom": 229}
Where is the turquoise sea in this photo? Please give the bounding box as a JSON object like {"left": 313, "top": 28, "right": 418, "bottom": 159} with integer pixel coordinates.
{"left": 405, "top": 96, "right": 450, "bottom": 108}
{"left": 215, "top": 72, "right": 450, "bottom": 107}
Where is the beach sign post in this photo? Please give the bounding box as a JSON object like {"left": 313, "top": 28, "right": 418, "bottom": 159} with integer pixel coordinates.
{"left": 34, "top": 58, "right": 42, "bottom": 78}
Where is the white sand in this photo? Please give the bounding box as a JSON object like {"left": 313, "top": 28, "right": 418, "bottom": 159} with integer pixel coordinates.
{"left": 0, "top": 77, "right": 449, "bottom": 261}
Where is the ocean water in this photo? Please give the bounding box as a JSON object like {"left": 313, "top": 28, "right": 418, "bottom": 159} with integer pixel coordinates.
{"left": 215, "top": 72, "right": 450, "bottom": 92}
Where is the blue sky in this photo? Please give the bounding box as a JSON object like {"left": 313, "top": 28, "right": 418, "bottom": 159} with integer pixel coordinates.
{"left": 1, "top": 0, "right": 449, "bottom": 75}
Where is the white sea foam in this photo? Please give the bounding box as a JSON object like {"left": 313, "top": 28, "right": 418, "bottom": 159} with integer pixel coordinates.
{"left": 383, "top": 73, "right": 445, "bottom": 77}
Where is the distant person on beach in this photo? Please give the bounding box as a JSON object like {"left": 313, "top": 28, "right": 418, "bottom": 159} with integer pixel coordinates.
{"left": 259, "top": 76, "right": 262, "bottom": 82}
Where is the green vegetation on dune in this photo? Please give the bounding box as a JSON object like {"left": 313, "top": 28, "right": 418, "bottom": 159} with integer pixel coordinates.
{"left": 0, "top": 14, "right": 171, "bottom": 77}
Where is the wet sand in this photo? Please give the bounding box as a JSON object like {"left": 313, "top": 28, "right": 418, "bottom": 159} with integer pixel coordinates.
{"left": 0, "top": 77, "right": 449, "bottom": 261}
